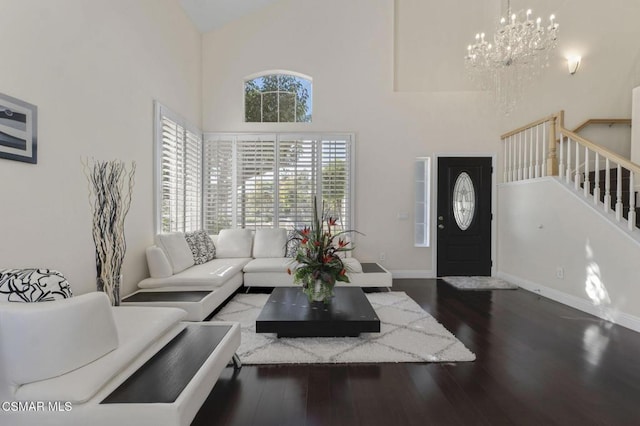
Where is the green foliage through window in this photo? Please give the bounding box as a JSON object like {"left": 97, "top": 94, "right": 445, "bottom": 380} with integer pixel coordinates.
{"left": 244, "top": 73, "right": 312, "bottom": 123}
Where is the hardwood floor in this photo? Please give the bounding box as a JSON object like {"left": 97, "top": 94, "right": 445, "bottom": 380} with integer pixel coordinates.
{"left": 192, "top": 279, "right": 640, "bottom": 425}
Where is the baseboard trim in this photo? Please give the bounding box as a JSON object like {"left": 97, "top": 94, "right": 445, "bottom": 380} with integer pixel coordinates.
{"left": 390, "top": 270, "right": 434, "bottom": 279}
{"left": 498, "top": 272, "right": 640, "bottom": 333}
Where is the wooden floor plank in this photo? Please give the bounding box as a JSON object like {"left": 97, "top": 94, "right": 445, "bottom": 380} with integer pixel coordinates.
{"left": 192, "top": 279, "right": 640, "bottom": 426}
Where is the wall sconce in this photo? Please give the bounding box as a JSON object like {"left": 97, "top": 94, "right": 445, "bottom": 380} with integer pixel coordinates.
{"left": 567, "top": 56, "right": 581, "bottom": 75}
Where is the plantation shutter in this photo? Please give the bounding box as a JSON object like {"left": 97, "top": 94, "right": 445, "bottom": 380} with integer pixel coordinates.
{"left": 157, "top": 104, "right": 202, "bottom": 233}
{"left": 203, "top": 137, "right": 233, "bottom": 233}
{"left": 321, "top": 138, "right": 352, "bottom": 231}
{"left": 160, "top": 115, "right": 184, "bottom": 232}
{"left": 203, "top": 133, "right": 353, "bottom": 233}
{"left": 236, "top": 136, "right": 277, "bottom": 229}
{"left": 184, "top": 128, "right": 202, "bottom": 231}
{"left": 277, "top": 139, "right": 317, "bottom": 229}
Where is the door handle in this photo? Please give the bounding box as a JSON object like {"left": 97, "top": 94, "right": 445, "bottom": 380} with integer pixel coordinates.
{"left": 438, "top": 224, "right": 445, "bottom": 229}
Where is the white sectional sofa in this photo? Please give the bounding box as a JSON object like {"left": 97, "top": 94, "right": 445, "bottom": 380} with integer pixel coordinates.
{"left": 126, "top": 228, "right": 392, "bottom": 320}
{"left": 0, "top": 292, "right": 241, "bottom": 426}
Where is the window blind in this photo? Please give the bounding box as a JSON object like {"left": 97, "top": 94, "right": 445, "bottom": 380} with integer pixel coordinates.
{"left": 278, "top": 139, "right": 317, "bottom": 230}
{"left": 236, "top": 137, "right": 277, "bottom": 228}
{"left": 321, "top": 139, "right": 351, "bottom": 232}
{"left": 203, "top": 137, "right": 233, "bottom": 232}
{"left": 156, "top": 103, "right": 202, "bottom": 233}
{"left": 203, "top": 134, "right": 353, "bottom": 234}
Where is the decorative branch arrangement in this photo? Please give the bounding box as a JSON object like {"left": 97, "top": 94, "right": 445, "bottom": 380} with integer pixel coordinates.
{"left": 82, "top": 158, "right": 135, "bottom": 306}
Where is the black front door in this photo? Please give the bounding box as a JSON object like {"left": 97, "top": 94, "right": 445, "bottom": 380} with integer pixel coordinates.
{"left": 437, "top": 157, "right": 492, "bottom": 276}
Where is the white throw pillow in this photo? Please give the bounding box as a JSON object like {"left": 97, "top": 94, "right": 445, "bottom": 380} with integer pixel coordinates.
{"left": 156, "top": 232, "right": 195, "bottom": 274}
{"left": 253, "top": 228, "right": 287, "bottom": 258}
{"left": 146, "top": 246, "right": 173, "bottom": 278}
{"left": 0, "top": 292, "right": 119, "bottom": 386}
{"left": 216, "top": 229, "right": 254, "bottom": 258}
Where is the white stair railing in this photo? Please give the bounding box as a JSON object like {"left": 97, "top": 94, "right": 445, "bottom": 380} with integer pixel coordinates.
{"left": 502, "top": 112, "right": 560, "bottom": 183}
{"left": 558, "top": 128, "right": 638, "bottom": 231}
{"left": 502, "top": 111, "right": 639, "bottom": 233}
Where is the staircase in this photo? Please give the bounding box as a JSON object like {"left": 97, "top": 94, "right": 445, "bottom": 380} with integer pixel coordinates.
{"left": 583, "top": 168, "right": 640, "bottom": 227}
{"left": 501, "top": 110, "right": 639, "bottom": 234}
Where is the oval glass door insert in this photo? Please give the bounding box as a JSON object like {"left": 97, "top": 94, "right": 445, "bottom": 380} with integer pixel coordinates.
{"left": 453, "top": 172, "right": 475, "bottom": 230}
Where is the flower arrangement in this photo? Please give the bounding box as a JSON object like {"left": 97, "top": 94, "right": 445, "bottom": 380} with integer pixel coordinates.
{"left": 288, "top": 197, "right": 358, "bottom": 303}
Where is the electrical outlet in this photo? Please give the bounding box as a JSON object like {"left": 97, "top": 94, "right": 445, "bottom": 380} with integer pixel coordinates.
{"left": 556, "top": 267, "right": 564, "bottom": 279}
{"left": 379, "top": 252, "right": 386, "bottom": 261}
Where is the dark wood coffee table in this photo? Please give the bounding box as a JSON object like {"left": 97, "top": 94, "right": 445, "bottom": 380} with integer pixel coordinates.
{"left": 255, "top": 287, "right": 380, "bottom": 337}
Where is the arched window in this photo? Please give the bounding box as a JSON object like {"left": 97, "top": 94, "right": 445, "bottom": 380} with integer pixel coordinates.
{"left": 244, "top": 71, "right": 312, "bottom": 123}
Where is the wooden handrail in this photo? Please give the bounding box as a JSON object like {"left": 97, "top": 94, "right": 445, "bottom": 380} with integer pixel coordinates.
{"left": 572, "top": 118, "right": 631, "bottom": 133}
{"left": 502, "top": 111, "right": 640, "bottom": 231}
{"left": 558, "top": 127, "right": 640, "bottom": 175}
{"left": 500, "top": 111, "right": 564, "bottom": 140}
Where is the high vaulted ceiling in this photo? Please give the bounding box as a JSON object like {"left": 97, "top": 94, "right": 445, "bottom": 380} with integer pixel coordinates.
{"left": 178, "top": 0, "right": 280, "bottom": 33}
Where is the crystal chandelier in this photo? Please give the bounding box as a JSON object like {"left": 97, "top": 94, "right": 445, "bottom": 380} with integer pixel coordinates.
{"left": 465, "top": 1, "right": 559, "bottom": 113}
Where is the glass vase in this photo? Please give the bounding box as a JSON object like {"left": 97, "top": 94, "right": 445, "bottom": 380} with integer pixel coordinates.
{"left": 309, "top": 279, "right": 334, "bottom": 304}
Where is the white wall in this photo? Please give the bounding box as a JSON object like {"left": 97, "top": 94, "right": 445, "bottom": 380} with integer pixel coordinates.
{"left": 202, "top": 0, "right": 500, "bottom": 276}
{"left": 494, "top": 0, "right": 640, "bottom": 132}
{"left": 576, "top": 125, "right": 631, "bottom": 159}
{"left": 394, "top": 0, "right": 500, "bottom": 92}
{"left": 0, "top": 0, "right": 201, "bottom": 296}
{"left": 498, "top": 178, "right": 640, "bottom": 330}
{"left": 632, "top": 87, "right": 640, "bottom": 165}
{"left": 1, "top": 0, "right": 637, "bottom": 287}
{"left": 202, "top": 0, "right": 640, "bottom": 276}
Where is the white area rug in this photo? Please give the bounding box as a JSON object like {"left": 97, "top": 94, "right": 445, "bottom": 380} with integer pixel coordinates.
{"left": 442, "top": 276, "right": 518, "bottom": 290}
{"left": 212, "top": 292, "right": 475, "bottom": 364}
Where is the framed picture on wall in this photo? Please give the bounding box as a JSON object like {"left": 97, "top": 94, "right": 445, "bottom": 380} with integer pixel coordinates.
{"left": 0, "top": 92, "right": 38, "bottom": 164}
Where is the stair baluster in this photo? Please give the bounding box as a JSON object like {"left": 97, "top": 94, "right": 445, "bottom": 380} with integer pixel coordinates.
{"left": 559, "top": 135, "right": 565, "bottom": 179}
{"left": 523, "top": 132, "right": 529, "bottom": 180}
{"left": 504, "top": 137, "right": 508, "bottom": 182}
{"left": 628, "top": 171, "right": 636, "bottom": 231}
{"left": 512, "top": 134, "right": 516, "bottom": 181}
{"left": 593, "top": 153, "right": 600, "bottom": 205}
{"left": 541, "top": 123, "right": 547, "bottom": 177}
{"left": 566, "top": 137, "right": 571, "bottom": 184}
{"left": 616, "top": 164, "right": 623, "bottom": 221}
{"left": 584, "top": 148, "right": 590, "bottom": 198}
{"left": 574, "top": 138, "right": 580, "bottom": 191}
{"left": 604, "top": 159, "right": 611, "bottom": 213}
{"left": 529, "top": 127, "right": 534, "bottom": 179}
{"left": 518, "top": 132, "right": 523, "bottom": 181}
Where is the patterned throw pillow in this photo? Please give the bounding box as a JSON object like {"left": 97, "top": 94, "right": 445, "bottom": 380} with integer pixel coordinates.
{"left": 184, "top": 230, "right": 216, "bottom": 265}
{"left": 0, "top": 269, "right": 73, "bottom": 302}
{"left": 286, "top": 229, "right": 301, "bottom": 258}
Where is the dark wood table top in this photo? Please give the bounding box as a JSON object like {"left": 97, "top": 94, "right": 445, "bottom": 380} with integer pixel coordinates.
{"left": 101, "top": 324, "right": 232, "bottom": 404}
{"left": 256, "top": 287, "right": 380, "bottom": 337}
{"left": 122, "top": 290, "right": 212, "bottom": 303}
